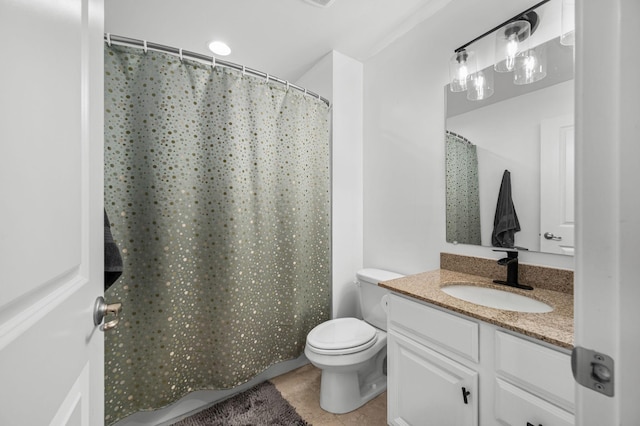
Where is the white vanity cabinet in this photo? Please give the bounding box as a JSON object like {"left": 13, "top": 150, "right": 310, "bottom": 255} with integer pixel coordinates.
{"left": 387, "top": 294, "right": 479, "bottom": 425}
{"left": 387, "top": 293, "right": 575, "bottom": 426}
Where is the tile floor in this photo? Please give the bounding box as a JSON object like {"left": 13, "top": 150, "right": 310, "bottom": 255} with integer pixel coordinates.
{"left": 271, "top": 364, "right": 388, "bottom": 426}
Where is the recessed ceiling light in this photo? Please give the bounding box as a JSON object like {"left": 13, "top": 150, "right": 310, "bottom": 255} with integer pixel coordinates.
{"left": 208, "top": 41, "right": 231, "bottom": 56}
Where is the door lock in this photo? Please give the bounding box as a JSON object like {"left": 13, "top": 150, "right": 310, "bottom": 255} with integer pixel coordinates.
{"left": 543, "top": 232, "right": 562, "bottom": 241}
{"left": 93, "top": 296, "right": 122, "bottom": 331}
{"left": 571, "top": 346, "right": 614, "bottom": 396}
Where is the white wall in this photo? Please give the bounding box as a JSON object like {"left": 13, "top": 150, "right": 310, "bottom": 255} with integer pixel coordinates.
{"left": 297, "top": 51, "right": 365, "bottom": 318}
{"left": 363, "top": 0, "right": 574, "bottom": 274}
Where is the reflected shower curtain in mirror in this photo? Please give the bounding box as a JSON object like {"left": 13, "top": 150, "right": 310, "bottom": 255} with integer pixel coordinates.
{"left": 103, "top": 45, "right": 331, "bottom": 424}
{"left": 445, "top": 131, "right": 481, "bottom": 245}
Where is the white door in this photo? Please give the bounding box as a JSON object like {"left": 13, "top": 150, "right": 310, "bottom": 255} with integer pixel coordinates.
{"left": 0, "top": 1, "right": 105, "bottom": 425}
{"left": 575, "top": 0, "right": 640, "bottom": 424}
{"left": 540, "top": 115, "right": 575, "bottom": 255}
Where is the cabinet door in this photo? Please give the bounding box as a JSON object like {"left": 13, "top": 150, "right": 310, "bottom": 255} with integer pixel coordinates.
{"left": 388, "top": 331, "right": 478, "bottom": 426}
{"left": 495, "top": 379, "right": 574, "bottom": 426}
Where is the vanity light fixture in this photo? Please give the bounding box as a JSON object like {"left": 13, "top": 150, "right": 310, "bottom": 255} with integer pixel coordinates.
{"left": 449, "top": 50, "right": 477, "bottom": 92}
{"left": 449, "top": 0, "right": 551, "bottom": 100}
{"left": 494, "top": 20, "right": 531, "bottom": 73}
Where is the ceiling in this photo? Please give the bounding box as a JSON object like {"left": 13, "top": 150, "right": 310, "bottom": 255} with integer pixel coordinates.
{"left": 105, "top": 0, "right": 455, "bottom": 82}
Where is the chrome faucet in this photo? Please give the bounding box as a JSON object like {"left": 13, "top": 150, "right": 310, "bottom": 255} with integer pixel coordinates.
{"left": 493, "top": 249, "right": 533, "bottom": 290}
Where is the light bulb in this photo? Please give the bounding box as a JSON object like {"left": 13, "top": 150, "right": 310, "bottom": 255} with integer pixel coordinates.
{"left": 495, "top": 20, "right": 530, "bottom": 73}
{"left": 505, "top": 36, "right": 519, "bottom": 71}
{"left": 524, "top": 55, "right": 536, "bottom": 80}
{"left": 457, "top": 64, "right": 469, "bottom": 90}
{"left": 474, "top": 73, "right": 485, "bottom": 99}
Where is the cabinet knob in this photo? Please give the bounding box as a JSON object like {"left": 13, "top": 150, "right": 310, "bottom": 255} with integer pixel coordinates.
{"left": 461, "top": 387, "right": 471, "bottom": 404}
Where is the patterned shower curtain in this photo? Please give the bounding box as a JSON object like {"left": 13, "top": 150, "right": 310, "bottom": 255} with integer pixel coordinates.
{"left": 103, "top": 44, "right": 331, "bottom": 424}
{"left": 445, "top": 131, "right": 481, "bottom": 245}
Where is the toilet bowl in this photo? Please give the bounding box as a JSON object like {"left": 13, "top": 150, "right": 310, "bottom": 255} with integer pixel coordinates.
{"left": 304, "top": 268, "right": 403, "bottom": 414}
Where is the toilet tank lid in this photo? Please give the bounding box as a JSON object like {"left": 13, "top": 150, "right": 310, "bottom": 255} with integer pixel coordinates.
{"left": 356, "top": 268, "right": 404, "bottom": 284}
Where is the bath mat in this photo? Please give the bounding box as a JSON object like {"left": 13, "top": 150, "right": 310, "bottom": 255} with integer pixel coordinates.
{"left": 171, "top": 381, "right": 310, "bottom": 426}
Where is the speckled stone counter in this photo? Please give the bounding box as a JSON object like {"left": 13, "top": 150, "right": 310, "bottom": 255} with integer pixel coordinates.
{"left": 380, "top": 269, "right": 574, "bottom": 350}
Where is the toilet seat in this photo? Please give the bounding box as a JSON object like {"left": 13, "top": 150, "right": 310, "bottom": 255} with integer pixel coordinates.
{"left": 306, "top": 318, "right": 378, "bottom": 355}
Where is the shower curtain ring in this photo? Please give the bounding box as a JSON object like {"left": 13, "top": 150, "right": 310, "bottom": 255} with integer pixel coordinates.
{"left": 242, "top": 65, "right": 246, "bottom": 76}
{"left": 285, "top": 81, "right": 289, "bottom": 91}
{"left": 212, "top": 56, "right": 216, "bottom": 69}
{"left": 265, "top": 73, "right": 269, "bottom": 83}
{"left": 106, "top": 33, "right": 112, "bottom": 47}
{"left": 179, "top": 48, "right": 183, "bottom": 62}
{"left": 143, "top": 40, "right": 148, "bottom": 53}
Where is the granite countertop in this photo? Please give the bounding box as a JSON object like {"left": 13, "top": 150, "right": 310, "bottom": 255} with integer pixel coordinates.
{"left": 380, "top": 269, "right": 574, "bottom": 350}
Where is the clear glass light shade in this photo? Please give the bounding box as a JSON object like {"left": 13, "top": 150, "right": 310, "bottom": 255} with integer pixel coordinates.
{"left": 467, "top": 69, "right": 494, "bottom": 101}
{"left": 449, "top": 50, "right": 477, "bottom": 92}
{"left": 560, "top": 0, "right": 575, "bottom": 46}
{"left": 513, "top": 44, "right": 547, "bottom": 85}
{"left": 494, "top": 20, "right": 531, "bottom": 72}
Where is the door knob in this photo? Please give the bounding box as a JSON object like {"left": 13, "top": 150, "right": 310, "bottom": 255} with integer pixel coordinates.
{"left": 93, "top": 296, "right": 122, "bottom": 331}
{"left": 543, "top": 232, "right": 562, "bottom": 241}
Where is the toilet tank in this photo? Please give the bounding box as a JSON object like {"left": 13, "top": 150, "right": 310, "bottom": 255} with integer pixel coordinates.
{"left": 356, "top": 268, "right": 404, "bottom": 331}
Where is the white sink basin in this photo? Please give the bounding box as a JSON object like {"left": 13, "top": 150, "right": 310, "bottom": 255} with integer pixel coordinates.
{"left": 441, "top": 285, "right": 553, "bottom": 313}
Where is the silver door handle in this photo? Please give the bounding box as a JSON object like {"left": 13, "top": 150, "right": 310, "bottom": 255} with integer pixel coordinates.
{"left": 543, "top": 232, "right": 562, "bottom": 241}
{"left": 93, "top": 296, "right": 122, "bottom": 331}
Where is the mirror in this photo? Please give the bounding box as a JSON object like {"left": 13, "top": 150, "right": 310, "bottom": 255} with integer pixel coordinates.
{"left": 445, "top": 34, "right": 575, "bottom": 255}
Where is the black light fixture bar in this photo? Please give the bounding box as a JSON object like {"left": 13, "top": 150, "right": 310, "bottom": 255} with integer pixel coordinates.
{"left": 454, "top": 0, "right": 551, "bottom": 53}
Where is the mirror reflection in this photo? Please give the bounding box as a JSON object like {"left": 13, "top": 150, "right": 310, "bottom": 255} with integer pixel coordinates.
{"left": 445, "top": 35, "right": 575, "bottom": 256}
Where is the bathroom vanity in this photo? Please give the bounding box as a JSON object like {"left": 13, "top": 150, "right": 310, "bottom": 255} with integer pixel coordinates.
{"left": 381, "top": 259, "right": 574, "bottom": 426}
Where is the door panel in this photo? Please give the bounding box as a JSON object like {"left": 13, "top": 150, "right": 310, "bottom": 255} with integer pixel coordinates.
{"left": 0, "top": 0, "right": 104, "bottom": 425}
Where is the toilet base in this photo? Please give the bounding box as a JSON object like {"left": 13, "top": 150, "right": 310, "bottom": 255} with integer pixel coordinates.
{"left": 305, "top": 326, "right": 389, "bottom": 414}
{"left": 319, "top": 368, "right": 387, "bottom": 414}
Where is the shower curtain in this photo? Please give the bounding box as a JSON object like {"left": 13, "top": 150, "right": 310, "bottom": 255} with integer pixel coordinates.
{"left": 445, "top": 131, "right": 481, "bottom": 245}
{"left": 103, "top": 44, "right": 331, "bottom": 424}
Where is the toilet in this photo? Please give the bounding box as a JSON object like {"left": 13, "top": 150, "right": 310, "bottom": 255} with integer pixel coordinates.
{"left": 304, "top": 268, "right": 404, "bottom": 414}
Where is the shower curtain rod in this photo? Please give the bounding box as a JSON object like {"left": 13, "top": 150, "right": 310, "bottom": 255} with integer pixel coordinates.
{"left": 104, "top": 33, "right": 331, "bottom": 108}
{"left": 446, "top": 130, "right": 473, "bottom": 145}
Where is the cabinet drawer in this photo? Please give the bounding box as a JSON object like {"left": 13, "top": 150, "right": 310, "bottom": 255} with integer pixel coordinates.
{"left": 495, "top": 331, "right": 574, "bottom": 411}
{"left": 495, "top": 379, "right": 574, "bottom": 426}
{"left": 389, "top": 294, "right": 479, "bottom": 362}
